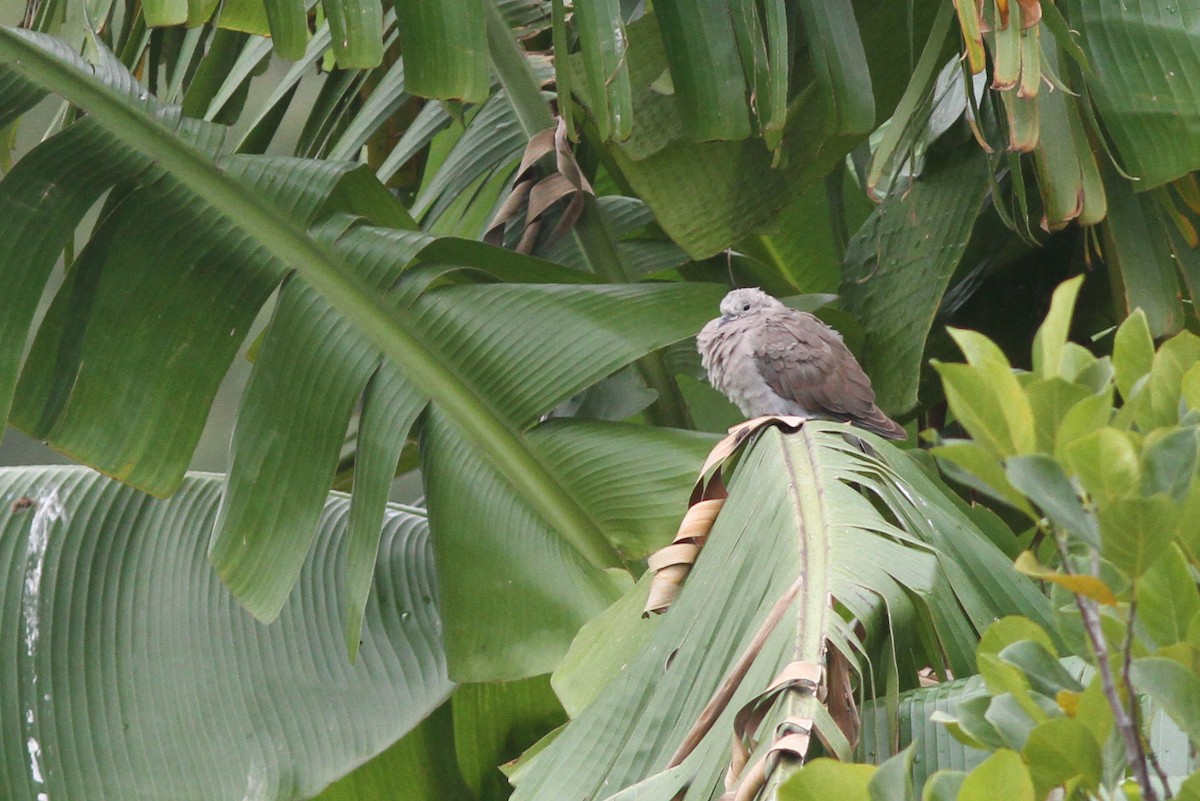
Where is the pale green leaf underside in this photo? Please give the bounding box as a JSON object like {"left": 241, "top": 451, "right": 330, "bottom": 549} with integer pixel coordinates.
{"left": 0, "top": 466, "right": 450, "bottom": 801}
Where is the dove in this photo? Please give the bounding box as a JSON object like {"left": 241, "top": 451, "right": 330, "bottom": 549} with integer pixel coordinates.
{"left": 697, "top": 288, "right": 906, "bottom": 440}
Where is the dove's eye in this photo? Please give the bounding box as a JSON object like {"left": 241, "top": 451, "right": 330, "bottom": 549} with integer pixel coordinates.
{"left": 742, "top": 303, "right": 751, "bottom": 311}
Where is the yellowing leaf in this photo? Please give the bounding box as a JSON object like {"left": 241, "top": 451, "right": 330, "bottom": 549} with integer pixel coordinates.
{"left": 1015, "top": 551, "right": 1118, "bottom": 605}
{"left": 1056, "top": 689, "right": 1081, "bottom": 716}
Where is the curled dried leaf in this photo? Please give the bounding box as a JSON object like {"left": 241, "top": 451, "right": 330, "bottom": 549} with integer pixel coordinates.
{"left": 485, "top": 116, "right": 595, "bottom": 253}
{"left": 644, "top": 496, "right": 724, "bottom": 616}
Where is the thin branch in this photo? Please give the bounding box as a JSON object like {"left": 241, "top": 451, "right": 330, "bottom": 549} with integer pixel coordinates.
{"left": 1122, "top": 601, "right": 1173, "bottom": 799}
{"left": 1054, "top": 533, "right": 1157, "bottom": 801}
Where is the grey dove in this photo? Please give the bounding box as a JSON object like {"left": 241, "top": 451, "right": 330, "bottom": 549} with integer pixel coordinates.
{"left": 697, "top": 288, "right": 906, "bottom": 440}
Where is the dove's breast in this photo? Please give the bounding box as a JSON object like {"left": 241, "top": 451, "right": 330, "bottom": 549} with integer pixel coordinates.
{"left": 697, "top": 316, "right": 807, "bottom": 418}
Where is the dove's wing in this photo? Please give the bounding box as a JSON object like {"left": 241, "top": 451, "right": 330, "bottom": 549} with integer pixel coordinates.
{"left": 751, "top": 309, "right": 905, "bottom": 439}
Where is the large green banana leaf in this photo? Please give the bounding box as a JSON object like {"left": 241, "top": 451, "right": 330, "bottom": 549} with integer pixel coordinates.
{"left": 0, "top": 29, "right": 722, "bottom": 679}
{"left": 510, "top": 421, "right": 1053, "bottom": 800}
{"left": 0, "top": 465, "right": 449, "bottom": 801}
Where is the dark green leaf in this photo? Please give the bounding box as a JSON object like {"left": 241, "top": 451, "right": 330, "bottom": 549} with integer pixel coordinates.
{"left": 395, "top": 0, "right": 488, "bottom": 101}
{"left": 653, "top": 0, "right": 751, "bottom": 140}
{"left": 844, "top": 148, "right": 990, "bottom": 414}
{"left": 343, "top": 364, "right": 425, "bottom": 660}
{"left": 328, "top": 56, "right": 407, "bottom": 159}
{"left": 551, "top": 575, "right": 658, "bottom": 717}
{"left": 572, "top": 0, "right": 633, "bottom": 140}
{"left": 142, "top": 0, "right": 187, "bottom": 27}
{"left": 453, "top": 676, "right": 567, "bottom": 799}
{"left": 260, "top": 0, "right": 309, "bottom": 59}
{"left": 797, "top": 0, "right": 874, "bottom": 141}
{"left": 1101, "top": 167, "right": 1185, "bottom": 338}
{"left": 423, "top": 411, "right": 629, "bottom": 681}
{"left": 1066, "top": 0, "right": 1200, "bottom": 188}
{"left": 323, "top": 0, "right": 383, "bottom": 67}
{"left": 211, "top": 268, "right": 387, "bottom": 620}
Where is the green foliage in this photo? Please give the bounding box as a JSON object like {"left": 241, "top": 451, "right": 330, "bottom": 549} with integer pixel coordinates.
{"left": 5, "top": 0, "right": 1200, "bottom": 796}
{"left": 931, "top": 278, "right": 1200, "bottom": 799}
{"left": 509, "top": 421, "right": 1047, "bottom": 800}
{"left": 792, "top": 278, "right": 1200, "bottom": 800}
{"left": 0, "top": 466, "right": 451, "bottom": 800}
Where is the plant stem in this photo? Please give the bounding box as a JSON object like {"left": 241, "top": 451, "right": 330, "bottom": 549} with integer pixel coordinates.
{"left": 484, "top": 0, "right": 693, "bottom": 429}
{"left": 1055, "top": 534, "right": 1157, "bottom": 801}
{"left": 572, "top": 199, "right": 693, "bottom": 428}
{"left": 1122, "top": 601, "right": 1173, "bottom": 799}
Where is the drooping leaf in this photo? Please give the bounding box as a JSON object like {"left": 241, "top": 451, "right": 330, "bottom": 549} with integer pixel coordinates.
{"left": 653, "top": 0, "right": 751, "bottom": 141}
{"left": 796, "top": 0, "right": 875, "bottom": 146}
{"left": 323, "top": 0, "right": 383, "bottom": 68}
{"left": 1101, "top": 165, "right": 1185, "bottom": 337}
{"left": 0, "top": 32, "right": 731, "bottom": 633}
{"left": 1031, "top": 44, "right": 1106, "bottom": 230}
{"left": 452, "top": 676, "right": 567, "bottom": 799}
{"left": 395, "top": 0, "right": 488, "bottom": 101}
{"left": 571, "top": 0, "right": 632, "bottom": 141}
{"left": 342, "top": 364, "right": 425, "bottom": 660}
{"left": 422, "top": 411, "right": 631, "bottom": 682}
{"left": 259, "top": 0, "right": 309, "bottom": 59}
{"left": 425, "top": 415, "right": 712, "bottom": 681}
{"left": 570, "top": 2, "right": 940, "bottom": 259}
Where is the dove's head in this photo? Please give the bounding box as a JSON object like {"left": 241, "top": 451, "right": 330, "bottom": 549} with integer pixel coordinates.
{"left": 718, "top": 288, "right": 781, "bottom": 321}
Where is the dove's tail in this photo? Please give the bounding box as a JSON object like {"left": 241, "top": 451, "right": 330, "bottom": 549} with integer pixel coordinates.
{"left": 855, "top": 407, "right": 908, "bottom": 441}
